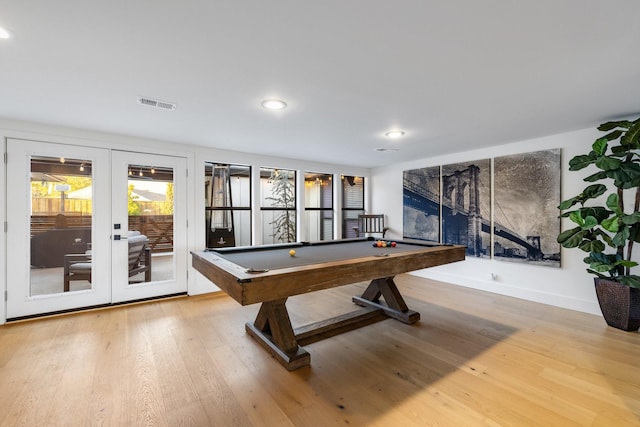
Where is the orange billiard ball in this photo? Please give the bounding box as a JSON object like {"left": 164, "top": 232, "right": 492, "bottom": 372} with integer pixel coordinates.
{"left": 289, "top": 249, "right": 296, "bottom": 256}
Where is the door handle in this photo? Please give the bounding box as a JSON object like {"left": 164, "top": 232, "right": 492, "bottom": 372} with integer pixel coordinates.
{"left": 113, "top": 235, "right": 128, "bottom": 240}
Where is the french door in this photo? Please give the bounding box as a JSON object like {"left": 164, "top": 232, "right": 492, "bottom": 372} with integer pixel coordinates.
{"left": 5, "top": 139, "right": 188, "bottom": 318}
{"left": 111, "top": 151, "right": 187, "bottom": 303}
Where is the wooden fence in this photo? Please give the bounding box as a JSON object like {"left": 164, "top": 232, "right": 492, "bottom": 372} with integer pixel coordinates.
{"left": 31, "top": 198, "right": 170, "bottom": 216}
{"left": 128, "top": 215, "right": 173, "bottom": 253}
{"left": 32, "top": 198, "right": 91, "bottom": 215}
{"left": 31, "top": 214, "right": 174, "bottom": 253}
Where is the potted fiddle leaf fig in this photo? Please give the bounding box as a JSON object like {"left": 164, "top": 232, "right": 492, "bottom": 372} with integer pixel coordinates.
{"left": 557, "top": 116, "right": 640, "bottom": 331}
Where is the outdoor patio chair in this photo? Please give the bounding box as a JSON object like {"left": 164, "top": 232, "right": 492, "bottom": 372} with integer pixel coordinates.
{"left": 352, "top": 214, "right": 389, "bottom": 238}
{"left": 63, "top": 232, "right": 151, "bottom": 291}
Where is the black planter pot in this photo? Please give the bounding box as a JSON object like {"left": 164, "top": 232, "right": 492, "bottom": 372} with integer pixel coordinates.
{"left": 594, "top": 278, "right": 640, "bottom": 332}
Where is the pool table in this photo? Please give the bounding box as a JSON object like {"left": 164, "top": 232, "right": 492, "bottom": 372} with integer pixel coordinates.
{"left": 192, "top": 238, "right": 465, "bottom": 370}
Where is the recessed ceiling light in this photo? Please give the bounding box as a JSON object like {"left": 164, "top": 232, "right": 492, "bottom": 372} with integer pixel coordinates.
{"left": 261, "top": 99, "right": 287, "bottom": 110}
{"left": 385, "top": 130, "right": 405, "bottom": 139}
{"left": 0, "top": 26, "right": 12, "bottom": 39}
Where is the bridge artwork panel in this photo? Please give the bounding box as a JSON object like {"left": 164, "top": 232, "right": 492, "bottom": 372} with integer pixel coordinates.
{"left": 402, "top": 149, "right": 561, "bottom": 267}
{"left": 493, "top": 149, "right": 561, "bottom": 267}
{"left": 403, "top": 166, "right": 440, "bottom": 243}
{"left": 442, "top": 159, "right": 491, "bottom": 258}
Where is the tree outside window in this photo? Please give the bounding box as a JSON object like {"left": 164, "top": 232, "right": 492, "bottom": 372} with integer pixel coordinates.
{"left": 261, "top": 168, "right": 296, "bottom": 243}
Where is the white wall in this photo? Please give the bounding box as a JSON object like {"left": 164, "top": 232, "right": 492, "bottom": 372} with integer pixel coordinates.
{"left": 371, "top": 127, "right": 604, "bottom": 315}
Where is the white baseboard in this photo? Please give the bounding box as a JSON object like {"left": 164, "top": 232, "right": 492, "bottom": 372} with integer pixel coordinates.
{"left": 410, "top": 270, "right": 602, "bottom": 316}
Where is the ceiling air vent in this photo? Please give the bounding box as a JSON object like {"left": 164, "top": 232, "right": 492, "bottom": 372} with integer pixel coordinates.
{"left": 137, "top": 96, "right": 177, "bottom": 111}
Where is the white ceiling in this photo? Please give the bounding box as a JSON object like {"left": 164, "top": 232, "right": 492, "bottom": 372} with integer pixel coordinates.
{"left": 1, "top": 1, "right": 639, "bottom": 168}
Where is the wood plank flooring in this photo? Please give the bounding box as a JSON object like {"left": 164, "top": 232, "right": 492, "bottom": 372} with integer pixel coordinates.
{"left": 0, "top": 275, "right": 638, "bottom": 426}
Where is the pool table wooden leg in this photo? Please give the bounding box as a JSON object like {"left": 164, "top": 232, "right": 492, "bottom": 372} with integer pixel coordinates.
{"left": 245, "top": 298, "right": 311, "bottom": 371}
{"left": 245, "top": 279, "right": 418, "bottom": 371}
{"left": 352, "top": 277, "right": 420, "bottom": 324}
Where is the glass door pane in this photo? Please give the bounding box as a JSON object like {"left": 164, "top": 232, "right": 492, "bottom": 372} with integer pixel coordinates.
{"left": 30, "top": 155, "right": 94, "bottom": 295}
{"left": 111, "top": 151, "right": 187, "bottom": 303}
{"left": 126, "top": 163, "right": 174, "bottom": 283}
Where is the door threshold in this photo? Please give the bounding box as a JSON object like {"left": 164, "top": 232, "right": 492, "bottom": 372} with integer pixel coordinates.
{"left": 6, "top": 292, "right": 188, "bottom": 323}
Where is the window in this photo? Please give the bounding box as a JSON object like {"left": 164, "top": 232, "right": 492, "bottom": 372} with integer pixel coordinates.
{"left": 260, "top": 167, "right": 296, "bottom": 243}
{"left": 205, "top": 163, "right": 251, "bottom": 247}
{"left": 341, "top": 175, "right": 364, "bottom": 238}
{"left": 304, "top": 172, "right": 333, "bottom": 241}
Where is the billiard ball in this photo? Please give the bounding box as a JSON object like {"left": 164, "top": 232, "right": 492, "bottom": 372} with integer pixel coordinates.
{"left": 391, "top": 242, "right": 397, "bottom": 247}
{"left": 289, "top": 249, "right": 296, "bottom": 256}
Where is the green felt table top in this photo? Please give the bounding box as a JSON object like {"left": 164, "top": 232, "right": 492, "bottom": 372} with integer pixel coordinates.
{"left": 209, "top": 239, "right": 444, "bottom": 271}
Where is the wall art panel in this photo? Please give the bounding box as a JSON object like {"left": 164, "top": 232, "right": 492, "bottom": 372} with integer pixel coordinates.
{"left": 403, "top": 166, "right": 440, "bottom": 242}
{"left": 493, "top": 149, "right": 561, "bottom": 267}
{"left": 442, "top": 159, "right": 491, "bottom": 258}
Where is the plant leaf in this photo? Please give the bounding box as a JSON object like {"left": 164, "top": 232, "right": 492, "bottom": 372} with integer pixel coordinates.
{"left": 592, "top": 137, "right": 608, "bottom": 155}
{"left": 601, "top": 217, "right": 619, "bottom": 232}
{"left": 611, "top": 145, "right": 631, "bottom": 156}
{"left": 587, "top": 268, "right": 610, "bottom": 279}
{"left": 622, "top": 213, "right": 640, "bottom": 225}
{"left": 593, "top": 229, "right": 615, "bottom": 247}
{"left": 612, "top": 226, "right": 630, "bottom": 247}
{"left": 580, "top": 207, "right": 612, "bottom": 222}
{"left": 619, "top": 275, "right": 640, "bottom": 288}
{"left": 558, "top": 197, "right": 579, "bottom": 210}
{"left": 569, "top": 154, "right": 596, "bottom": 171}
{"left": 616, "top": 162, "right": 640, "bottom": 188}
{"left": 559, "top": 184, "right": 606, "bottom": 209}
{"left": 586, "top": 252, "right": 618, "bottom": 272}
{"left": 583, "top": 215, "right": 598, "bottom": 229}
{"left": 616, "top": 260, "right": 639, "bottom": 268}
{"left": 589, "top": 261, "right": 616, "bottom": 273}
{"left": 620, "top": 119, "right": 640, "bottom": 147}
{"left": 585, "top": 252, "right": 615, "bottom": 264}
{"left": 569, "top": 211, "right": 585, "bottom": 226}
{"left": 595, "top": 156, "right": 622, "bottom": 171}
{"left": 583, "top": 171, "right": 608, "bottom": 182}
{"left": 579, "top": 240, "right": 605, "bottom": 252}
{"left": 557, "top": 227, "right": 585, "bottom": 247}
{"left": 606, "top": 193, "right": 621, "bottom": 214}
{"left": 597, "top": 120, "right": 632, "bottom": 131}
{"left": 584, "top": 184, "right": 608, "bottom": 199}
{"left": 602, "top": 129, "right": 624, "bottom": 142}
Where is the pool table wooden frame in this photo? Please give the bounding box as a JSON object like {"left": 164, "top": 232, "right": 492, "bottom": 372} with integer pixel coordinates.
{"left": 192, "top": 240, "right": 465, "bottom": 370}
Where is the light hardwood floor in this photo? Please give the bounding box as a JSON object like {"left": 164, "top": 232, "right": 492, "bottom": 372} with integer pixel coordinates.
{"left": 0, "top": 275, "right": 639, "bottom": 426}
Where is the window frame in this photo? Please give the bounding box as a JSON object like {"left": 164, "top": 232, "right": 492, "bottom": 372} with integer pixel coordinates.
{"left": 304, "top": 172, "right": 334, "bottom": 241}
